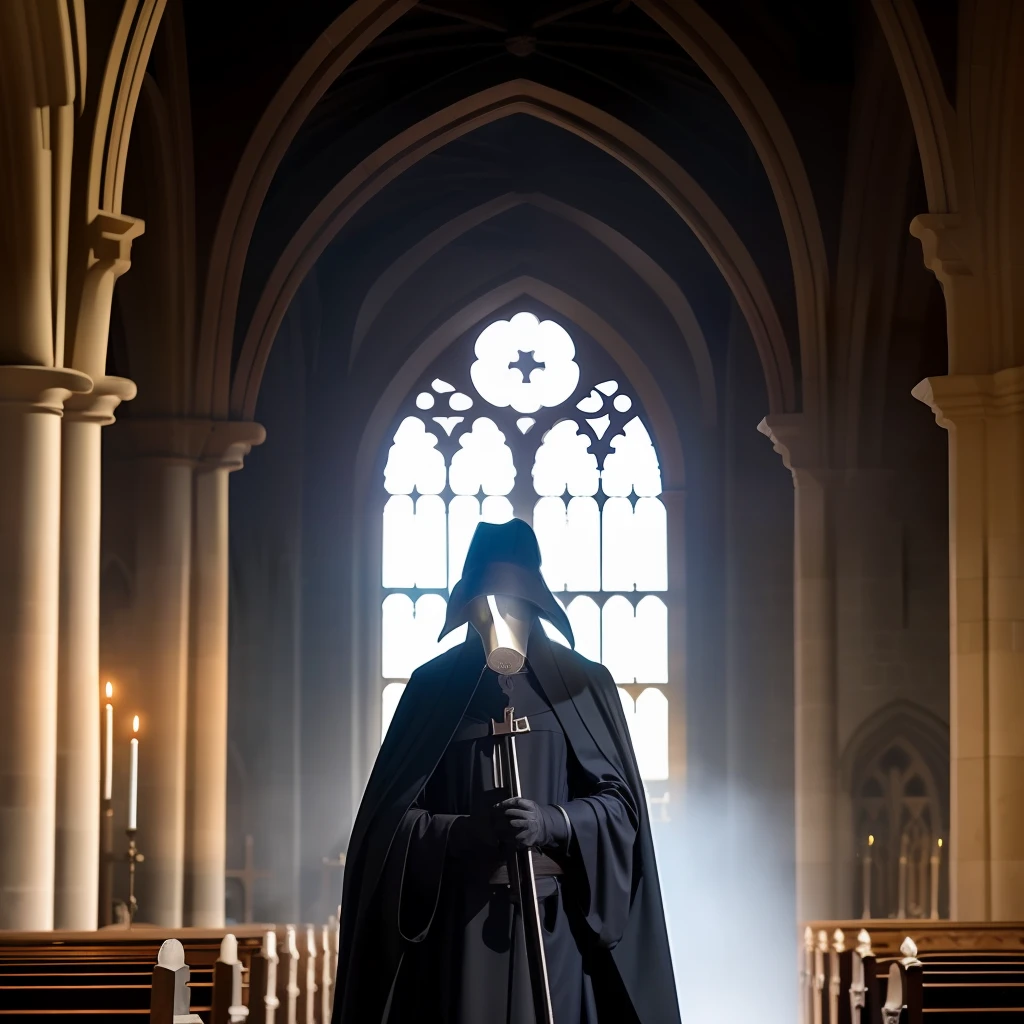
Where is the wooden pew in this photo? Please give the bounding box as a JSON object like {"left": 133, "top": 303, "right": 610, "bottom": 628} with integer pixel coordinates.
{"left": 0, "top": 927, "right": 266, "bottom": 1019}
{"left": 872, "top": 937, "right": 1024, "bottom": 1024}
{"left": 0, "top": 923, "right": 335, "bottom": 1021}
{"left": 801, "top": 922, "right": 1024, "bottom": 1024}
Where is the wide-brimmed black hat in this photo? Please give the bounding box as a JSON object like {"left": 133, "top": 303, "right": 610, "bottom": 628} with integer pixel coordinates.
{"left": 439, "top": 518, "right": 574, "bottom": 647}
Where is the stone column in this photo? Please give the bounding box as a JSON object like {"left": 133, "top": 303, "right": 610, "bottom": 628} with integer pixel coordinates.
{"left": 760, "top": 415, "right": 838, "bottom": 923}
{"left": 0, "top": 365, "right": 91, "bottom": 929}
{"left": 185, "top": 422, "right": 264, "bottom": 926}
{"left": 126, "top": 420, "right": 210, "bottom": 927}
{"left": 53, "top": 377, "right": 136, "bottom": 929}
{"left": 914, "top": 369, "right": 1024, "bottom": 919}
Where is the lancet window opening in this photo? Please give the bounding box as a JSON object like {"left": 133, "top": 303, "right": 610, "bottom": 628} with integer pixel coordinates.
{"left": 380, "top": 310, "right": 672, "bottom": 793}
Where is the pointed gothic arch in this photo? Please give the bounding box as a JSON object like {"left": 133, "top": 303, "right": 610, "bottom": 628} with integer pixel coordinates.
{"left": 348, "top": 192, "right": 718, "bottom": 426}
{"left": 228, "top": 80, "right": 793, "bottom": 423}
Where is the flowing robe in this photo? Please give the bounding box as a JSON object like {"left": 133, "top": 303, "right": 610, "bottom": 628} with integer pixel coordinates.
{"left": 332, "top": 633, "right": 680, "bottom": 1024}
{"left": 388, "top": 663, "right": 637, "bottom": 1022}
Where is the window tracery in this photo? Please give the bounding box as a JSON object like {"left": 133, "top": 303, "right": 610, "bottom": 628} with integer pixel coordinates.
{"left": 380, "top": 311, "right": 672, "bottom": 787}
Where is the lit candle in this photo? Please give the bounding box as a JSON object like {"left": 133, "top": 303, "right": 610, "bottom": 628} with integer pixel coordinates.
{"left": 862, "top": 835, "right": 874, "bottom": 919}
{"left": 930, "top": 838, "right": 942, "bottom": 919}
{"left": 104, "top": 682, "right": 113, "bottom": 801}
{"left": 898, "top": 832, "right": 908, "bottom": 917}
{"left": 128, "top": 716, "right": 139, "bottom": 831}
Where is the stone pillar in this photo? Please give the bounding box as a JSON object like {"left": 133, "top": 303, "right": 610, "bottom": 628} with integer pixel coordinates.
{"left": 0, "top": 365, "right": 91, "bottom": 929}
{"left": 53, "top": 377, "right": 136, "bottom": 929}
{"left": 185, "top": 423, "right": 264, "bottom": 927}
{"left": 760, "top": 415, "right": 838, "bottom": 922}
{"left": 914, "top": 369, "right": 1024, "bottom": 919}
{"left": 127, "top": 420, "right": 210, "bottom": 927}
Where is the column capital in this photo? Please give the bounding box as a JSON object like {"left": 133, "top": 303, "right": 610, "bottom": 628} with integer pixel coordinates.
{"left": 114, "top": 417, "right": 266, "bottom": 468}
{"left": 757, "top": 413, "right": 827, "bottom": 480}
{"left": 0, "top": 365, "right": 92, "bottom": 413}
{"left": 63, "top": 376, "right": 137, "bottom": 425}
{"left": 89, "top": 212, "right": 145, "bottom": 273}
{"left": 913, "top": 366, "right": 1024, "bottom": 428}
{"left": 198, "top": 420, "right": 266, "bottom": 473}
{"left": 909, "top": 213, "right": 975, "bottom": 282}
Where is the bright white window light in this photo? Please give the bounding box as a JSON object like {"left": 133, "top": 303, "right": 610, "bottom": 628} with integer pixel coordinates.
{"left": 382, "top": 495, "right": 415, "bottom": 588}
{"left": 384, "top": 417, "right": 446, "bottom": 495}
{"left": 634, "top": 688, "right": 669, "bottom": 780}
{"left": 601, "top": 595, "right": 635, "bottom": 683}
{"left": 470, "top": 312, "right": 580, "bottom": 413}
{"left": 566, "top": 497, "right": 599, "bottom": 591}
{"left": 381, "top": 682, "right": 406, "bottom": 741}
{"left": 635, "top": 596, "right": 668, "bottom": 683}
{"left": 634, "top": 497, "right": 668, "bottom": 591}
{"left": 532, "top": 420, "right": 599, "bottom": 497}
{"left": 534, "top": 496, "right": 568, "bottom": 592}
{"left": 602, "top": 497, "right": 634, "bottom": 592}
{"left": 602, "top": 417, "right": 661, "bottom": 497}
{"left": 449, "top": 418, "right": 515, "bottom": 496}
{"left": 414, "top": 495, "right": 447, "bottom": 588}
{"left": 566, "top": 595, "right": 600, "bottom": 663}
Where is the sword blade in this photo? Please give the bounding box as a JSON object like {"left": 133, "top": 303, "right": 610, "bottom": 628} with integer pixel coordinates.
{"left": 504, "top": 732, "right": 555, "bottom": 1024}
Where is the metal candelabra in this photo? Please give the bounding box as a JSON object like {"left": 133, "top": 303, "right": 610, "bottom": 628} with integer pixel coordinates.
{"left": 125, "top": 829, "right": 145, "bottom": 927}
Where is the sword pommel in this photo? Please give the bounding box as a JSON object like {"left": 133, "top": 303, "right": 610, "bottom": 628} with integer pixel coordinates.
{"left": 491, "top": 705, "right": 531, "bottom": 736}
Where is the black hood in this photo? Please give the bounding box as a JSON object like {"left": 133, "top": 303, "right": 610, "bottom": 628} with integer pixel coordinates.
{"left": 438, "top": 518, "right": 575, "bottom": 648}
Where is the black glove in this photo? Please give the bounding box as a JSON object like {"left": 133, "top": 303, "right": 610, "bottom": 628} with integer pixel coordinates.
{"left": 492, "top": 798, "right": 570, "bottom": 851}
{"left": 448, "top": 811, "right": 500, "bottom": 860}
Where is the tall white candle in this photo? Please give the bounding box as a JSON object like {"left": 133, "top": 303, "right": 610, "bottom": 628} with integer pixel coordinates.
{"left": 898, "top": 832, "right": 908, "bottom": 917}
{"left": 862, "top": 835, "right": 874, "bottom": 919}
{"left": 930, "top": 838, "right": 942, "bottom": 919}
{"left": 128, "top": 716, "right": 139, "bottom": 831}
{"left": 104, "top": 683, "right": 113, "bottom": 801}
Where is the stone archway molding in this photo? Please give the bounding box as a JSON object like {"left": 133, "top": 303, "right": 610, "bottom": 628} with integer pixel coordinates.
{"left": 635, "top": 0, "right": 829, "bottom": 422}
{"left": 230, "top": 81, "right": 793, "bottom": 422}
{"left": 869, "top": 0, "right": 958, "bottom": 213}
{"left": 197, "top": 0, "right": 821, "bottom": 420}
{"left": 349, "top": 191, "right": 719, "bottom": 426}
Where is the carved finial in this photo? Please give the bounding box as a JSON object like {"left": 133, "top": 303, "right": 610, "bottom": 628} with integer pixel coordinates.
{"left": 158, "top": 938, "right": 185, "bottom": 971}
{"left": 219, "top": 933, "right": 239, "bottom": 964}
{"left": 804, "top": 925, "right": 815, "bottom": 950}
{"left": 263, "top": 929, "right": 277, "bottom": 961}
{"left": 306, "top": 924, "right": 317, "bottom": 955}
{"left": 856, "top": 928, "right": 873, "bottom": 957}
{"left": 286, "top": 924, "right": 299, "bottom": 958}
{"left": 900, "top": 936, "right": 919, "bottom": 962}
{"left": 817, "top": 929, "right": 829, "bottom": 953}
{"left": 832, "top": 929, "right": 846, "bottom": 954}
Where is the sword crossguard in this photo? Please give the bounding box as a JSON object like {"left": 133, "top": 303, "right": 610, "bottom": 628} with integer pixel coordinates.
{"left": 491, "top": 705, "right": 531, "bottom": 736}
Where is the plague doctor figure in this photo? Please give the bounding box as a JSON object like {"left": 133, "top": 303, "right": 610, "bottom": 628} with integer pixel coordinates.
{"left": 332, "top": 519, "right": 680, "bottom": 1024}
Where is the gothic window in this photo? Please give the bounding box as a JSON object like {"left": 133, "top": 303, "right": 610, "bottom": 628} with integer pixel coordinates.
{"left": 854, "top": 740, "right": 945, "bottom": 919}
{"left": 380, "top": 311, "right": 672, "bottom": 789}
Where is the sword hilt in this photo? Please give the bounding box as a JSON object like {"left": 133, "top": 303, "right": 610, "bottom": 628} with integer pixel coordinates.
{"left": 491, "top": 705, "right": 531, "bottom": 736}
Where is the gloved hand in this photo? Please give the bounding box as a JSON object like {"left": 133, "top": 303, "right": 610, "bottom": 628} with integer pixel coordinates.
{"left": 448, "top": 811, "right": 500, "bottom": 860}
{"left": 491, "top": 798, "right": 570, "bottom": 851}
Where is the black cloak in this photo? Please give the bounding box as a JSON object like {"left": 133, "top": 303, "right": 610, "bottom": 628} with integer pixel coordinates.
{"left": 331, "top": 630, "right": 681, "bottom": 1023}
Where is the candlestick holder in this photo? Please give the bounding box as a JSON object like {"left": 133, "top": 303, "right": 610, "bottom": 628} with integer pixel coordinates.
{"left": 125, "top": 829, "right": 145, "bottom": 927}
{"left": 99, "top": 799, "right": 115, "bottom": 926}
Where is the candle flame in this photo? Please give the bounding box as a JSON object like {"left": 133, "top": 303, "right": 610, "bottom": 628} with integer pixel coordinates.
{"left": 132, "top": 715, "right": 139, "bottom": 733}
{"left": 938, "top": 838, "right": 943, "bottom": 848}
{"left": 105, "top": 682, "right": 113, "bottom": 699}
{"left": 868, "top": 835, "right": 875, "bottom": 846}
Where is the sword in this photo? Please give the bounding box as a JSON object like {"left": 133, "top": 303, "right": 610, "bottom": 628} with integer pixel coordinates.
{"left": 492, "top": 706, "right": 555, "bottom": 1024}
